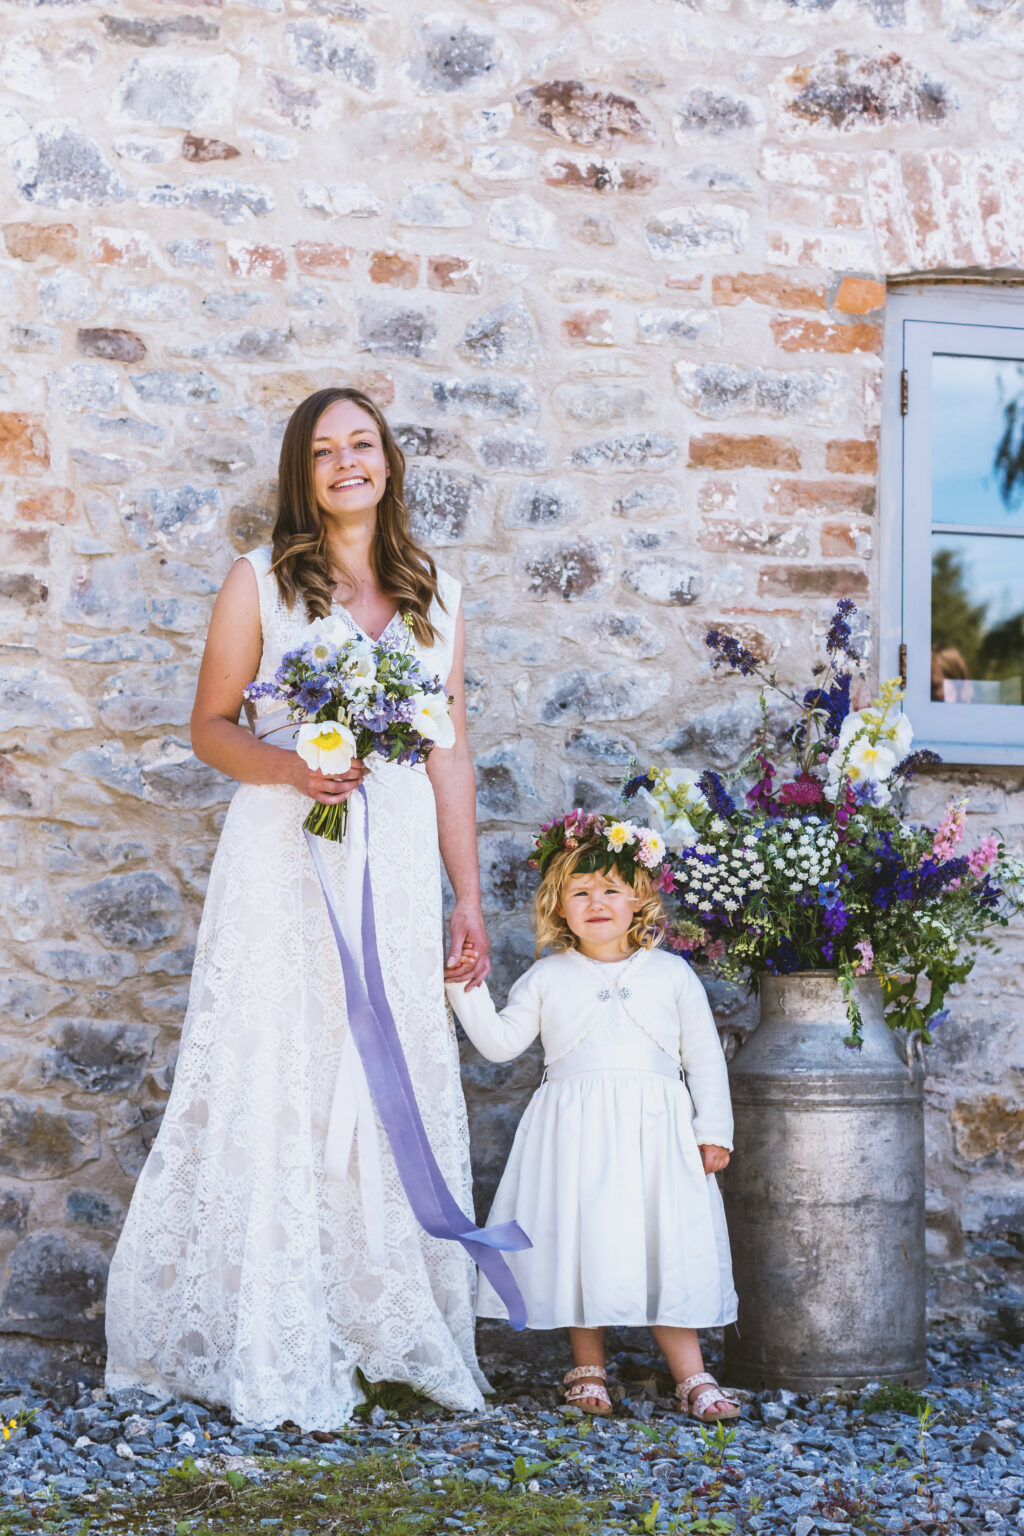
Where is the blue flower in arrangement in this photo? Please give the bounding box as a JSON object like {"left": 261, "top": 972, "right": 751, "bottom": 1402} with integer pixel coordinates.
{"left": 636, "top": 599, "right": 1024, "bottom": 1043}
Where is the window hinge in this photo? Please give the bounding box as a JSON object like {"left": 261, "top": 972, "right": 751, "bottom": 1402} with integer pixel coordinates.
{"left": 900, "top": 370, "right": 909, "bottom": 415}
{"left": 899, "top": 642, "right": 907, "bottom": 690}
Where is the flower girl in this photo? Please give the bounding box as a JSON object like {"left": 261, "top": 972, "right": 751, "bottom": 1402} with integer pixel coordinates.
{"left": 446, "top": 812, "right": 740, "bottom": 1421}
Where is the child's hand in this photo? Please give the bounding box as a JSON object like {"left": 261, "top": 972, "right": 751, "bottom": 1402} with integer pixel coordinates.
{"left": 700, "top": 1144, "right": 730, "bottom": 1175}
{"left": 444, "top": 941, "right": 479, "bottom": 984}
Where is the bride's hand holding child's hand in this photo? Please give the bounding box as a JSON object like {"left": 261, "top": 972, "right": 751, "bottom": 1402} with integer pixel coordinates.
{"left": 444, "top": 940, "right": 487, "bottom": 989}
{"left": 700, "top": 1145, "right": 731, "bottom": 1175}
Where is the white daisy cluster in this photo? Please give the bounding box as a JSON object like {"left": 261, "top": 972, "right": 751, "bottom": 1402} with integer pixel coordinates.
{"left": 672, "top": 816, "right": 839, "bottom": 916}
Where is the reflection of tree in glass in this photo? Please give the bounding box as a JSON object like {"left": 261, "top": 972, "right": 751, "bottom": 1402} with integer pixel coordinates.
{"left": 994, "top": 370, "right": 1024, "bottom": 507}
{"left": 931, "top": 547, "right": 1024, "bottom": 686}
{"left": 931, "top": 547, "right": 985, "bottom": 674}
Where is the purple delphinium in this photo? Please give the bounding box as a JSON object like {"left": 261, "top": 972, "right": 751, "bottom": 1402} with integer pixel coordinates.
{"left": 706, "top": 629, "right": 760, "bottom": 677}
{"left": 891, "top": 748, "right": 943, "bottom": 783}
{"left": 698, "top": 769, "right": 735, "bottom": 819}
{"left": 824, "top": 597, "right": 860, "bottom": 660}
{"left": 622, "top": 769, "right": 656, "bottom": 802}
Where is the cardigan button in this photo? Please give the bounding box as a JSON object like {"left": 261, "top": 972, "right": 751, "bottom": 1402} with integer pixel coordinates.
{"left": 597, "top": 987, "right": 611, "bottom": 1001}
{"left": 618, "top": 986, "right": 631, "bottom": 999}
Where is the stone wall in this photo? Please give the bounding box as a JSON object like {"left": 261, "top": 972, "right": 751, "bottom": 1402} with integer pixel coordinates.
{"left": 1, "top": 0, "right": 1023, "bottom": 1369}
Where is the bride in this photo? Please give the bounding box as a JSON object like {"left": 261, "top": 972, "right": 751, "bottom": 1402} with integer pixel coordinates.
{"left": 105, "top": 387, "right": 495, "bottom": 1430}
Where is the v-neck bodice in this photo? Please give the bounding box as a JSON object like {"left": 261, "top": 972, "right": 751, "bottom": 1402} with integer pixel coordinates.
{"left": 330, "top": 600, "right": 401, "bottom": 647}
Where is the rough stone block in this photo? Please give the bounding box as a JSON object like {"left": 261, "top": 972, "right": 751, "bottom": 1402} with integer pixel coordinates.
{"left": 760, "top": 146, "right": 861, "bottom": 190}
{"left": 645, "top": 205, "right": 748, "bottom": 260}
{"left": 100, "top": 13, "right": 219, "bottom": 46}
{"left": 821, "top": 519, "right": 872, "bottom": 558}
{"left": 405, "top": 465, "right": 486, "bottom": 544}
{"left": 474, "top": 143, "right": 538, "bottom": 181}
{"left": 0, "top": 415, "right": 49, "bottom": 474}
{"left": 0, "top": 1233, "right": 107, "bottom": 1343}
{"left": 698, "top": 519, "right": 811, "bottom": 557}
{"left": 784, "top": 49, "right": 952, "bottom": 131}
{"left": 121, "top": 485, "right": 221, "bottom": 550}
{"left": 63, "top": 555, "right": 150, "bottom": 631}
{"left": 765, "top": 479, "right": 876, "bottom": 518}
{"left": 0, "top": 975, "right": 72, "bottom": 1024}
{"left": 712, "top": 272, "right": 826, "bottom": 310}
{"left": 15, "top": 486, "right": 74, "bottom": 523}
{"left": 826, "top": 439, "right": 878, "bottom": 474}
{"left": 636, "top": 308, "right": 721, "bottom": 346}
{"left": 757, "top": 563, "right": 868, "bottom": 599}
{"left": 674, "top": 361, "right": 845, "bottom": 423}
{"left": 560, "top": 611, "right": 666, "bottom": 660}
{"left": 285, "top": 20, "right": 378, "bottom": 92}
{"left": 0, "top": 1095, "right": 100, "bottom": 1179}
{"left": 96, "top": 664, "right": 194, "bottom": 730}
{"left": 66, "top": 871, "right": 181, "bottom": 949}
{"left": 227, "top": 242, "right": 286, "bottom": 280}
{"left": 518, "top": 538, "right": 611, "bottom": 601}
{"left": 428, "top": 255, "right": 482, "bottom": 294}
{"left": 516, "top": 81, "right": 656, "bottom": 147}
{"left": 75, "top": 328, "right": 147, "bottom": 363}
{"left": 113, "top": 55, "right": 240, "bottom": 129}
{"left": 689, "top": 434, "right": 801, "bottom": 471}
{"left": 369, "top": 249, "right": 419, "bottom": 287}
{"left": 0, "top": 1192, "right": 29, "bottom": 1235}
{"left": 10, "top": 123, "right": 129, "bottom": 208}
{"left": 138, "top": 176, "right": 274, "bottom": 225}
{"left": 833, "top": 276, "right": 887, "bottom": 314}
{"left": 32, "top": 945, "right": 138, "bottom": 985}
{"left": 537, "top": 667, "right": 669, "bottom": 726}
{"left": 39, "top": 269, "right": 95, "bottom": 322}
{"left": 67, "top": 1190, "right": 123, "bottom": 1232}
{"left": 183, "top": 132, "right": 239, "bottom": 163}
{"left": 358, "top": 302, "right": 438, "bottom": 360}
{"left": 3, "top": 222, "right": 76, "bottom": 261}
{"left": 569, "top": 432, "right": 676, "bottom": 471}
{"left": 475, "top": 742, "right": 536, "bottom": 820}
{"left": 562, "top": 308, "right": 614, "bottom": 346}
{"left": 458, "top": 301, "right": 539, "bottom": 368}
{"left": 771, "top": 317, "right": 882, "bottom": 354}
{"left": 294, "top": 240, "right": 353, "bottom": 276}
{"left": 674, "top": 87, "right": 762, "bottom": 138}
{"left": 91, "top": 227, "right": 151, "bottom": 268}
{"left": 423, "top": 376, "right": 536, "bottom": 422}
{"left": 488, "top": 195, "right": 556, "bottom": 250}
{"left": 32, "top": 1020, "right": 155, "bottom": 1095}
{"left": 48, "top": 364, "right": 119, "bottom": 412}
{"left": 952, "top": 1094, "right": 1024, "bottom": 1172}
{"left": 553, "top": 382, "right": 653, "bottom": 426}
{"left": 543, "top": 153, "right": 658, "bottom": 194}
{"left": 412, "top": 23, "right": 501, "bottom": 94}
{"left": 478, "top": 833, "right": 537, "bottom": 913}
{"left": 613, "top": 485, "right": 678, "bottom": 519}
{"left": 0, "top": 667, "right": 91, "bottom": 732}
{"left": 623, "top": 557, "right": 699, "bottom": 606}
{"left": 472, "top": 429, "right": 550, "bottom": 472}
{"left": 394, "top": 182, "right": 473, "bottom": 228}
{"left": 504, "top": 480, "right": 580, "bottom": 529}
{"left": 393, "top": 424, "right": 464, "bottom": 460}
{"left": 295, "top": 180, "right": 383, "bottom": 219}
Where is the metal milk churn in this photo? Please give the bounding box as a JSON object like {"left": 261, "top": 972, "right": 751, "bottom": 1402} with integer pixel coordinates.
{"left": 722, "top": 972, "right": 926, "bottom": 1392}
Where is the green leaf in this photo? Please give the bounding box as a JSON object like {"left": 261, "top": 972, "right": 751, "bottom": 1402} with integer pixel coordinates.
{"left": 224, "top": 1469, "right": 248, "bottom": 1491}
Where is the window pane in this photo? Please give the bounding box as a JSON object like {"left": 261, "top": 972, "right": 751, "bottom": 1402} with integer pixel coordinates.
{"left": 932, "top": 354, "right": 1024, "bottom": 527}
{"left": 931, "top": 533, "right": 1024, "bottom": 705}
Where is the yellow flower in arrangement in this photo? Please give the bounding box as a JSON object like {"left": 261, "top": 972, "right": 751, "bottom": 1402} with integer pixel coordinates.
{"left": 295, "top": 720, "right": 358, "bottom": 774}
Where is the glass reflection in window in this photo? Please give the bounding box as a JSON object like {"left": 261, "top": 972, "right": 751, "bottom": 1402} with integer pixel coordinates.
{"left": 931, "top": 534, "right": 1024, "bottom": 705}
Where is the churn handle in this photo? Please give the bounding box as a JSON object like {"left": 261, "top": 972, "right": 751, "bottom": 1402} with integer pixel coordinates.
{"left": 905, "top": 1029, "right": 925, "bottom": 1080}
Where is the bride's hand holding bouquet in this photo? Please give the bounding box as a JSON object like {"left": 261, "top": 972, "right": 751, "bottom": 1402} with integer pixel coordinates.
{"left": 246, "top": 611, "right": 454, "bottom": 842}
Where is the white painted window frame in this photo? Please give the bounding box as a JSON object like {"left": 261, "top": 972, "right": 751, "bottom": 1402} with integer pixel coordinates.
{"left": 881, "top": 286, "right": 1024, "bottom": 766}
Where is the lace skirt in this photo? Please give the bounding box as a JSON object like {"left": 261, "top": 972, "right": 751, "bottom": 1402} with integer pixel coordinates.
{"left": 105, "top": 767, "right": 488, "bottom": 1430}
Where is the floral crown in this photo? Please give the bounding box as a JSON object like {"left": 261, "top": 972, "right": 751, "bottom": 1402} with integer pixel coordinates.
{"left": 529, "top": 810, "right": 674, "bottom": 893}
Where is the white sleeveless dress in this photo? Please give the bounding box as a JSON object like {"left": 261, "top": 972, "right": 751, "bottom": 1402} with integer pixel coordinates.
{"left": 105, "top": 548, "right": 488, "bottom": 1430}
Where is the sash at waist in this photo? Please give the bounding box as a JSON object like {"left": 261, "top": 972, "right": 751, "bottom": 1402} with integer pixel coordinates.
{"left": 544, "top": 1054, "right": 681, "bottom": 1083}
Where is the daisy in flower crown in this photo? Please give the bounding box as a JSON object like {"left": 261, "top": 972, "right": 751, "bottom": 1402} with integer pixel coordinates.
{"left": 529, "top": 810, "right": 675, "bottom": 896}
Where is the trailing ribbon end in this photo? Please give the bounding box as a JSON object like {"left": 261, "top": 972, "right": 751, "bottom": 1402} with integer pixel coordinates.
{"left": 300, "top": 788, "right": 533, "bottom": 1334}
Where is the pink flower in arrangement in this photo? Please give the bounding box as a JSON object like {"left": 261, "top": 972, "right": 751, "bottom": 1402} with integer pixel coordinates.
{"left": 968, "top": 835, "right": 1000, "bottom": 879}
{"left": 853, "top": 939, "right": 874, "bottom": 976}
{"left": 705, "top": 940, "right": 726, "bottom": 963}
{"left": 655, "top": 866, "right": 676, "bottom": 894}
{"left": 776, "top": 772, "right": 827, "bottom": 808}
{"left": 932, "top": 801, "right": 966, "bottom": 861}
{"left": 835, "top": 783, "right": 856, "bottom": 831}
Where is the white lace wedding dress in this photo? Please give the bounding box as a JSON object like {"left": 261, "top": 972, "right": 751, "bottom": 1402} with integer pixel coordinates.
{"left": 105, "top": 547, "right": 489, "bottom": 1430}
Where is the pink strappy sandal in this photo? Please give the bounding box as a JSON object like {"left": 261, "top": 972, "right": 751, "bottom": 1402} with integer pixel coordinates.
{"left": 563, "top": 1364, "right": 613, "bottom": 1416}
{"left": 676, "top": 1371, "right": 741, "bottom": 1422}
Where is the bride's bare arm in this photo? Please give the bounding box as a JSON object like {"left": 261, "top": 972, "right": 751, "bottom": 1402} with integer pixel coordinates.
{"left": 427, "top": 606, "right": 491, "bottom": 988}
{"left": 190, "top": 559, "right": 363, "bottom": 805}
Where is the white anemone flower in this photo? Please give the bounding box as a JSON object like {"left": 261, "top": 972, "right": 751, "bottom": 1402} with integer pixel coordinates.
{"left": 306, "top": 616, "right": 352, "bottom": 665}
{"left": 635, "top": 786, "right": 698, "bottom": 850}
{"left": 410, "top": 691, "right": 455, "bottom": 749}
{"left": 296, "top": 720, "right": 357, "bottom": 773}
{"left": 345, "top": 641, "right": 378, "bottom": 693}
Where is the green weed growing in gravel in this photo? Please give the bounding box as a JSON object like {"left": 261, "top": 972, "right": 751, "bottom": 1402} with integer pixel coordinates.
{"left": 860, "top": 1381, "right": 932, "bottom": 1416}
{"left": 695, "top": 1421, "right": 739, "bottom": 1470}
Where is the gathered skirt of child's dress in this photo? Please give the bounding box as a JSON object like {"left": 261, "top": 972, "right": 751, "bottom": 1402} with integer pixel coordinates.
{"left": 476, "top": 1053, "right": 738, "bottom": 1330}
{"left": 104, "top": 761, "right": 489, "bottom": 1431}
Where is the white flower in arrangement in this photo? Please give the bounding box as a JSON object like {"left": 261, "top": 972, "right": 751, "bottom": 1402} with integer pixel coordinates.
{"left": 344, "top": 641, "right": 378, "bottom": 692}
{"left": 635, "top": 828, "right": 666, "bottom": 867}
{"left": 409, "top": 691, "right": 455, "bottom": 749}
{"left": 638, "top": 768, "right": 709, "bottom": 852}
{"left": 306, "top": 616, "right": 353, "bottom": 664}
{"left": 296, "top": 720, "right": 358, "bottom": 773}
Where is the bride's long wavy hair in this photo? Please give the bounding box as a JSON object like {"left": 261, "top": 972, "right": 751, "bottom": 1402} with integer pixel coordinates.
{"left": 270, "top": 387, "right": 443, "bottom": 646}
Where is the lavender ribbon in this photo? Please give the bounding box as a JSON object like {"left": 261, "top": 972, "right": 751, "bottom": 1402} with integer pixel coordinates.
{"left": 302, "top": 788, "right": 531, "bottom": 1329}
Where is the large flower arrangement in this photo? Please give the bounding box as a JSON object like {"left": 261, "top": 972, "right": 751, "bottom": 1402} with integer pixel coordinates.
{"left": 625, "top": 601, "right": 1023, "bottom": 1044}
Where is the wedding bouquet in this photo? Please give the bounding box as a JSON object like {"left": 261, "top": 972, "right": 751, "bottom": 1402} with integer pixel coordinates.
{"left": 625, "top": 600, "right": 1024, "bottom": 1044}
{"left": 245, "top": 614, "right": 453, "bottom": 843}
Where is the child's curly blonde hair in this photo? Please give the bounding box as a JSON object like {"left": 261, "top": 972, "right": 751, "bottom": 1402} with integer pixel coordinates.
{"left": 534, "top": 840, "right": 666, "bottom": 956}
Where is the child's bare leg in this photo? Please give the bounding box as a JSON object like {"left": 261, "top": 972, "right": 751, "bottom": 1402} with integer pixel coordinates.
{"left": 567, "top": 1326, "right": 608, "bottom": 1412}
{"left": 651, "top": 1326, "right": 733, "bottom": 1415}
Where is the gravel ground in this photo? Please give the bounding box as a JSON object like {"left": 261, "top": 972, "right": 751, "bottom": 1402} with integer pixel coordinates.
{"left": 0, "top": 1329, "right": 1020, "bottom": 1533}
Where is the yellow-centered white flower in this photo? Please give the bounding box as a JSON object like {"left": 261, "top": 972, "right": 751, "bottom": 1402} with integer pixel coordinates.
{"left": 410, "top": 691, "right": 455, "bottom": 749}
{"left": 296, "top": 720, "right": 357, "bottom": 773}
